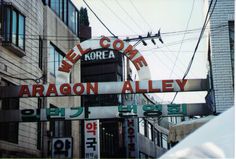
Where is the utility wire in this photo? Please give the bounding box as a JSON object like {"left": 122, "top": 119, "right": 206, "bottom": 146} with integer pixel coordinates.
{"left": 1, "top": 35, "right": 209, "bottom": 67}
{"left": 0, "top": 56, "right": 44, "bottom": 83}
{"left": 82, "top": 0, "right": 116, "bottom": 37}
{"left": 129, "top": 0, "right": 152, "bottom": 31}
{"left": 168, "top": 0, "right": 195, "bottom": 104}
{"left": 1, "top": 24, "right": 226, "bottom": 42}
{"left": 170, "top": 0, "right": 195, "bottom": 79}
{"left": 100, "top": 0, "right": 137, "bottom": 34}
{"left": 183, "top": 0, "right": 217, "bottom": 79}
{"left": 115, "top": 0, "right": 145, "bottom": 33}
{"left": 0, "top": 71, "right": 43, "bottom": 83}
{"left": 171, "top": 0, "right": 217, "bottom": 104}
{"left": 1, "top": 8, "right": 223, "bottom": 83}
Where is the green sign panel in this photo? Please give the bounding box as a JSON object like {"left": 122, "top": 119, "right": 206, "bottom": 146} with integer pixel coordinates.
{"left": 0, "top": 103, "right": 208, "bottom": 122}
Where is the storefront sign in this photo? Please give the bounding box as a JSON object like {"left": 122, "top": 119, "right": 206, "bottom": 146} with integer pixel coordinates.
{"left": 52, "top": 137, "right": 72, "bottom": 158}
{"left": 58, "top": 36, "right": 151, "bottom": 80}
{"left": 82, "top": 49, "right": 116, "bottom": 61}
{"left": 85, "top": 120, "right": 100, "bottom": 159}
{"left": 0, "top": 79, "right": 207, "bottom": 98}
{"left": 125, "top": 118, "right": 139, "bottom": 158}
{"left": 0, "top": 103, "right": 209, "bottom": 122}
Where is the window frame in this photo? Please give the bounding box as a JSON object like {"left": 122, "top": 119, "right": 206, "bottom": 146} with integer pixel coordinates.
{"left": 2, "top": 4, "right": 25, "bottom": 51}
{"left": 43, "top": 0, "right": 79, "bottom": 36}
{"left": 49, "top": 42, "right": 65, "bottom": 76}
{"left": 49, "top": 104, "right": 72, "bottom": 138}
{"left": 48, "top": 42, "right": 70, "bottom": 83}
{"left": 39, "top": 36, "right": 43, "bottom": 70}
{"left": 37, "top": 98, "right": 42, "bottom": 150}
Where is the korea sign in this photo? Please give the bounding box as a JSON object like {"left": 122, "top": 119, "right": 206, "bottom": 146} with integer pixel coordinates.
{"left": 81, "top": 49, "right": 117, "bottom": 62}
{"left": 0, "top": 104, "right": 210, "bottom": 122}
{"left": 85, "top": 120, "right": 100, "bottom": 159}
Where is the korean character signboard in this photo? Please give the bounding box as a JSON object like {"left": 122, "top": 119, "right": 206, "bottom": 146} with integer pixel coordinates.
{"left": 85, "top": 120, "right": 100, "bottom": 159}
{"left": 52, "top": 137, "right": 72, "bottom": 158}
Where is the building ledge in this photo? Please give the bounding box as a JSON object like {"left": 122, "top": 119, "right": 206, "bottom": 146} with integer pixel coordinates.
{"left": 2, "top": 42, "right": 26, "bottom": 57}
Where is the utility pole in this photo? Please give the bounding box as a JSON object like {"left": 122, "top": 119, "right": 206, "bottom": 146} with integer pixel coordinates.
{"left": 123, "top": 30, "right": 164, "bottom": 46}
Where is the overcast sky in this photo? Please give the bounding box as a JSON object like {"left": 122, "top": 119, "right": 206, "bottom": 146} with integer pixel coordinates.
{"left": 73, "top": 0, "right": 209, "bottom": 104}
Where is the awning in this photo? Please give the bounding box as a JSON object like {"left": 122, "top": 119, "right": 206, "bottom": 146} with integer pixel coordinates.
{"left": 168, "top": 115, "right": 215, "bottom": 143}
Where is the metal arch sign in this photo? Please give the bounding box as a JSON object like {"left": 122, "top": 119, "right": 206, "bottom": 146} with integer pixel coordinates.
{"left": 58, "top": 36, "right": 151, "bottom": 80}
{"left": 0, "top": 79, "right": 207, "bottom": 98}
{"left": 0, "top": 36, "right": 208, "bottom": 98}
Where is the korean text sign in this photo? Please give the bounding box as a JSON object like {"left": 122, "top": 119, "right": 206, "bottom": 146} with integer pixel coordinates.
{"left": 85, "top": 120, "right": 100, "bottom": 159}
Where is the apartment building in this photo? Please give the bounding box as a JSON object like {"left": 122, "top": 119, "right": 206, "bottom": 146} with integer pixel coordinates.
{"left": 208, "top": 0, "right": 234, "bottom": 113}
{"left": 0, "top": 0, "right": 87, "bottom": 157}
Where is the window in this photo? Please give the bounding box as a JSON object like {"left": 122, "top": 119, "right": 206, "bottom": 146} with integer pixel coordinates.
{"left": 68, "top": 1, "right": 78, "bottom": 34}
{"left": 49, "top": 105, "right": 71, "bottom": 138}
{"left": 50, "top": 0, "right": 63, "bottom": 19}
{"left": 43, "top": 0, "right": 79, "bottom": 36}
{"left": 39, "top": 36, "right": 43, "bottom": 70}
{"left": 161, "top": 134, "right": 168, "bottom": 149}
{"left": 147, "top": 122, "right": 152, "bottom": 140}
{"left": 2, "top": 4, "right": 25, "bottom": 50}
{"left": 153, "top": 129, "right": 159, "bottom": 146}
{"left": 48, "top": 43, "right": 69, "bottom": 82}
{"left": 63, "top": 0, "right": 68, "bottom": 24}
{"left": 138, "top": 118, "right": 145, "bottom": 135}
{"left": 0, "top": 79, "right": 19, "bottom": 144}
{"left": 37, "top": 98, "right": 42, "bottom": 150}
{"left": 228, "top": 21, "right": 234, "bottom": 85}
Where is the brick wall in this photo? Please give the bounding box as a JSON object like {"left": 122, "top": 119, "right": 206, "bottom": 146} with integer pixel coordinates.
{"left": 209, "top": 0, "right": 234, "bottom": 113}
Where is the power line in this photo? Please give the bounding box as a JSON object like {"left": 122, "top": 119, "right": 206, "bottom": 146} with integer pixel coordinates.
{"left": 169, "top": 0, "right": 195, "bottom": 79}
{"left": 183, "top": 0, "right": 217, "bottom": 79}
{"left": 162, "top": 0, "right": 195, "bottom": 104}
{"left": 0, "top": 71, "right": 43, "bottom": 83}
{"left": 0, "top": 11, "right": 223, "bottom": 83}
{"left": 129, "top": 0, "right": 152, "bottom": 31}
{"left": 0, "top": 23, "right": 226, "bottom": 42}
{"left": 100, "top": 0, "right": 137, "bottom": 34}
{"left": 82, "top": 0, "right": 116, "bottom": 37}
{"left": 167, "top": 0, "right": 196, "bottom": 104}
{"left": 0, "top": 56, "right": 44, "bottom": 83}
{"left": 115, "top": 0, "right": 145, "bottom": 33}
{"left": 171, "top": 0, "right": 218, "bottom": 104}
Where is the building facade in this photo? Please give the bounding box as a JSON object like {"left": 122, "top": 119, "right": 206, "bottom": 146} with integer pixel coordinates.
{"left": 81, "top": 49, "right": 125, "bottom": 158}
{"left": 0, "top": 0, "right": 191, "bottom": 158}
{"left": 0, "top": 0, "right": 44, "bottom": 157}
{"left": 80, "top": 47, "right": 168, "bottom": 158}
{"left": 0, "top": 0, "right": 86, "bottom": 157}
{"left": 208, "top": 0, "right": 234, "bottom": 113}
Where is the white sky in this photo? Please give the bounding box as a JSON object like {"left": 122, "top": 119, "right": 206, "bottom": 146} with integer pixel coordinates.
{"left": 73, "top": 0, "right": 209, "bottom": 104}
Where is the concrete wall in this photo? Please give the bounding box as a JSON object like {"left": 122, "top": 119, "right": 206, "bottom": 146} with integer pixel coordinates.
{"left": 43, "top": 6, "right": 81, "bottom": 158}
{"left": 0, "top": 0, "right": 44, "bottom": 157}
{"left": 0, "top": 0, "right": 81, "bottom": 157}
{"left": 209, "top": 0, "right": 234, "bottom": 113}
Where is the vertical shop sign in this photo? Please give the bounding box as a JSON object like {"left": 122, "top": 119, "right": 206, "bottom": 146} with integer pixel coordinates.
{"left": 85, "top": 120, "right": 100, "bottom": 159}
{"left": 52, "top": 137, "right": 72, "bottom": 158}
{"left": 125, "top": 118, "right": 139, "bottom": 158}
